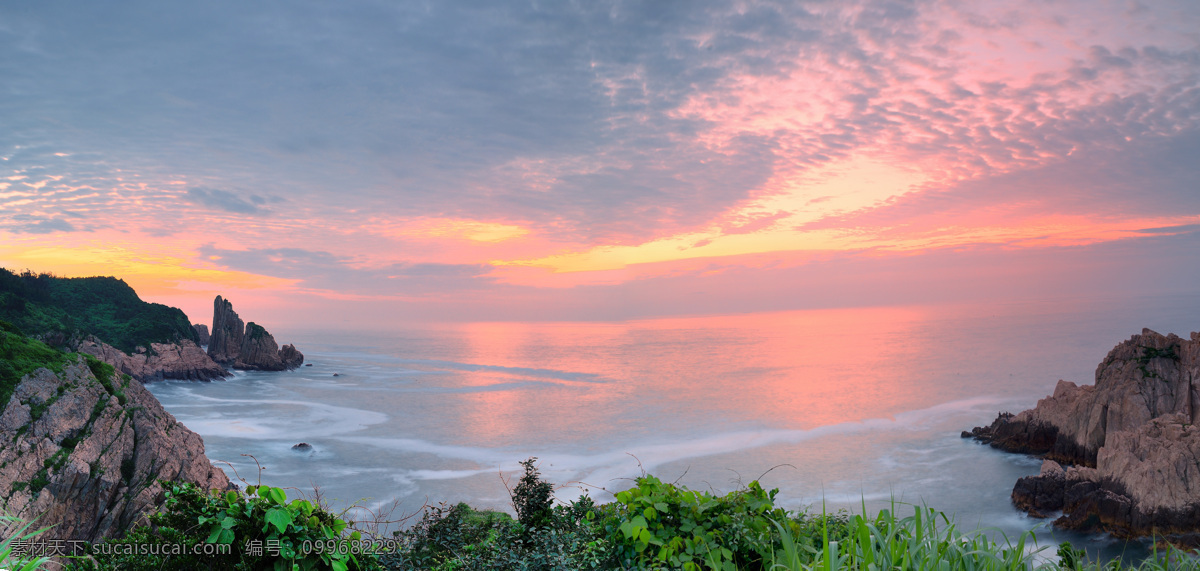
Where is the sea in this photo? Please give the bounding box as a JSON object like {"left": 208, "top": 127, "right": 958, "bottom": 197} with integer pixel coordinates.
{"left": 146, "top": 293, "right": 1200, "bottom": 563}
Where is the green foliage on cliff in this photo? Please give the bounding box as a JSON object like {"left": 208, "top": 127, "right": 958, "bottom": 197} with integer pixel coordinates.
{"left": 0, "top": 321, "right": 70, "bottom": 407}
{"left": 0, "top": 268, "right": 199, "bottom": 353}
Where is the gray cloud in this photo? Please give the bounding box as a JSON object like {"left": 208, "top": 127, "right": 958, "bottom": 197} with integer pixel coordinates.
{"left": 0, "top": 0, "right": 814, "bottom": 239}
{"left": 800, "top": 130, "right": 1200, "bottom": 233}
{"left": 184, "top": 187, "right": 272, "bottom": 214}
{"left": 198, "top": 245, "right": 494, "bottom": 294}
{"left": 5, "top": 217, "right": 78, "bottom": 234}
{"left": 1136, "top": 224, "right": 1200, "bottom": 235}
{"left": 0, "top": 0, "right": 1197, "bottom": 243}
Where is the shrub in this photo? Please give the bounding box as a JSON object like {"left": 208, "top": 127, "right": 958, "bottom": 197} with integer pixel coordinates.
{"left": 602, "top": 475, "right": 791, "bottom": 571}
{"left": 66, "top": 481, "right": 376, "bottom": 571}
{"left": 385, "top": 459, "right": 611, "bottom": 570}
{"left": 512, "top": 458, "right": 554, "bottom": 532}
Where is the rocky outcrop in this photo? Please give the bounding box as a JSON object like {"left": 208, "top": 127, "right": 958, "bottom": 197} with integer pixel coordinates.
{"left": 207, "top": 296, "right": 303, "bottom": 371}
{"left": 0, "top": 356, "right": 232, "bottom": 543}
{"left": 966, "top": 328, "right": 1200, "bottom": 542}
{"left": 1010, "top": 416, "right": 1200, "bottom": 544}
{"left": 208, "top": 296, "right": 245, "bottom": 365}
{"left": 1011, "top": 459, "right": 1067, "bottom": 518}
{"left": 280, "top": 343, "right": 303, "bottom": 369}
{"left": 193, "top": 323, "right": 210, "bottom": 346}
{"left": 72, "top": 336, "right": 227, "bottom": 382}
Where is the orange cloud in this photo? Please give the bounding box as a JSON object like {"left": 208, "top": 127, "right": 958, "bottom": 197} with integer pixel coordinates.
{"left": 371, "top": 217, "right": 530, "bottom": 243}
{"left": 0, "top": 232, "right": 295, "bottom": 300}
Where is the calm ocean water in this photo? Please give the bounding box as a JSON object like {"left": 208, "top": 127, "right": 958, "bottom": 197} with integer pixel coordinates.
{"left": 147, "top": 294, "right": 1200, "bottom": 561}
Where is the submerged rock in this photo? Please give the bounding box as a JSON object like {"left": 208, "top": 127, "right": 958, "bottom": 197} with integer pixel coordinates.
{"left": 207, "top": 296, "right": 303, "bottom": 371}
{"left": 968, "top": 328, "right": 1200, "bottom": 543}
{"left": 0, "top": 357, "right": 232, "bottom": 543}
{"left": 292, "top": 442, "right": 313, "bottom": 451}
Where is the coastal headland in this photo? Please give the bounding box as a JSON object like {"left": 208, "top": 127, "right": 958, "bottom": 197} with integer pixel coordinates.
{"left": 0, "top": 268, "right": 303, "bottom": 550}
{"left": 966, "top": 328, "right": 1200, "bottom": 545}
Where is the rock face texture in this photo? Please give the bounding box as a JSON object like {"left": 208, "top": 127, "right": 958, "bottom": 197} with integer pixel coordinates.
{"left": 72, "top": 336, "right": 226, "bottom": 382}
{"left": 192, "top": 323, "right": 210, "bottom": 346}
{"left": 208, "top": 296, "right": 245, "bottom": 365}
{"left": 966, "top": 328, "right": 1200, "bottom": 542}
{"left": 207, "top": 296, "right": 303, "bottom": 371}
{"left": 0, "top": 357, "right": 232, "bottom": 543}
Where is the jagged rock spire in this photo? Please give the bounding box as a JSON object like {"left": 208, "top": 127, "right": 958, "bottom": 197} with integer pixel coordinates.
{"left": 207, "top": 296, "right": 303, "bottom": 371}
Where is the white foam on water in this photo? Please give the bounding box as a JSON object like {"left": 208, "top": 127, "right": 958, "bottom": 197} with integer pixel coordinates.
{"left": 338, "top": 395, "right": 1014, "bottom": 498}
{"left": 168, "top": 398, "right": 387, "bottom": 439}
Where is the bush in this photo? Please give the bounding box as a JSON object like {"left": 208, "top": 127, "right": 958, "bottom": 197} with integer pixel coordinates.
{"left": 602, "top": 475, "right": 791, "bottom": 571}
{"left": 66, "top": 481, "right": 376, "bottom": 571}
{"left": 512, "top": 458, "right": 554, "bottom": 533}
{"left": 386, "top": 499, "right": 610, "bottom": 571}
{"left": 385, "top": 459, "right": 611, "bottom": 570}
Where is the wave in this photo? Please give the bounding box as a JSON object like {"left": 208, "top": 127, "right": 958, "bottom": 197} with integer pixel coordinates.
{"left": 335, "top": 395, "right": 1014, "bottom": 490}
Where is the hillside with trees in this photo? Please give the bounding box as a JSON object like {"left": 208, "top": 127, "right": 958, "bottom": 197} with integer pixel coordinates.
{"left": 0, "top": 268, "right": 198, "bottom": 353}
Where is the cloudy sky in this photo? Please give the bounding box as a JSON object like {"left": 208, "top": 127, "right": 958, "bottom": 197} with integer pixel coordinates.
{"left": 2, "top": 0, "right": 1198, "bottom": 326}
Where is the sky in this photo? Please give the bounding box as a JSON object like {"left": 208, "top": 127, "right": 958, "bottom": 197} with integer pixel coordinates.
{"left": 1, "top": 0, "right": 1198, "bottom": 327}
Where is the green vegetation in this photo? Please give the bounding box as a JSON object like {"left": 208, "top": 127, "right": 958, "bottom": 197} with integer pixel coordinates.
{"left": 0, "top": 320, "right": 70, "bottom": 407}
{"left": 0, "top": 514, "right": 52, "bottom": 571}
{"left": 246, "top": 321, "right": 269, "bottom": 341}
{"left": 1136, "top": 345, "right": 1181, "bottom": 381}
{"left": 0, "top": 267, "right": 198, "bottom": 353}
{"left": 67, "top": 482, "right": 372, "bottom": 571}
{"left": 65, "top": 460, "right": 1199, "bottom": 571}
{"left": 83, "top": 354, "right": 127, "bottom": 404}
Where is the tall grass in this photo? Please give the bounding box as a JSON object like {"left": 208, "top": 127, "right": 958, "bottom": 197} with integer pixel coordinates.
{"left": 0, "top": 514, "right": 52, "bottom": 571}
{"left": 767, "top": 503, "right": 1199, "bottom": 571}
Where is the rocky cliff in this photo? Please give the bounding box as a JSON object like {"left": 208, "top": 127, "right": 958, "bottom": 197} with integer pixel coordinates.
{"left": 73, "top": 336, "right": 226, "bottom": 382}
{"left": 207, "top": 296, "right": 303, "bottom": 371}
{"left": 966, "top": 328, "right": 1200, "bottom": 542}
{"left": 33, "top": 332, "right": 228, "bottom": 383}
{"left": 0, "top": 355, "right": 231, "bottom": 543}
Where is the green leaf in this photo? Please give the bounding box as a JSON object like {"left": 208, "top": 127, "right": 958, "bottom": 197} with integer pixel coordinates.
{"left": 206, "top": 525, "right": 222, "bottom": 544}
{"left": 225, "top": 490, "right": 239, "bottom": 504}
{"left": 221, "top": 516, "right": 237, "bottom": 529}
{"left": 265, "top": 507, "right": 294, "bottom": 533}
{"left": 217, "top": 528, "right": 235, "bottom": 545}
{"left": 268, "top": 487, "right": 287, "bottom": 504}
